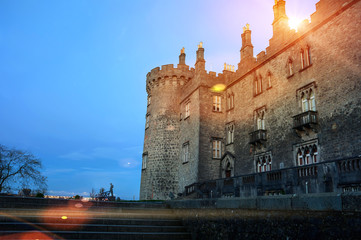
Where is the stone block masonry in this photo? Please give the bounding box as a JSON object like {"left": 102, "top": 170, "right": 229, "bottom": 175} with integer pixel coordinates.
{"left": 140, "top": 0, "right": 361, "bottom": 200}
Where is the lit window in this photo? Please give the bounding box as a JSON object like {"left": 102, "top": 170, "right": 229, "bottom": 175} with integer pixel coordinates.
{"left": 182, "top": 142, "right": 189, "bottom": 163}
{"left": 212, "top": 140, "right": 222, "bottom": 158}
{"left": 142, "top": 154, "right": 148, "bottom": 170}
{"left": 213, "top": 96, "right": 221, "bottom": 112}
{"left": 185, "top": 102, "right": 190, "bottom": 118}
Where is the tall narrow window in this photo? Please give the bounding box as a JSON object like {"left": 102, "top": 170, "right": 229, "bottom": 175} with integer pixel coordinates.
{"left": 258, "top": 76, "right": 262, "bottom": 94}
{"left": 267, "top": 72, "right": 272, "bottom": 89}
{"left": 297, "top": 149, "right": 303, "bottom": 166}
{"left": 305, "top": 46, "right": 311, "bottom": 66}
{"left": 256, "top": 111, "right": 265, "bottom": 130}
{"left": 213, "top": 96, "right": 221, "bottom": 112}
{"left": 227, "top": 94, "right": 234, "bottom": 110}
{"left": 142, "top": 154, "right": 148, "bottom": 170}
{"left": 301, "top": 92, "right": 309, "bottom": 112}
{"left": 226, "top": 123, "right": 234, "bottom": 144}
{"left": 300, "top": 49, "right": 305, "bottom": 69}
{"left": 185, "top": 102, "right": 190, "bottom": 118}
{"left": 312, "top": 145, "right": 318, "bottom": 163}
{"left": 182, "top": 142, "right": 189, "bottom": 163}
{"left": 309, "top": 90, "right": 316, "bottom": 111}
{"left": 147, "top": 95, "right": 151, "bottom": 106}
{"left": 212, "top": 140, "right": 221, "bottom": 158}
{"left": 288, "top": 59, "right": 294, "bottom": 76}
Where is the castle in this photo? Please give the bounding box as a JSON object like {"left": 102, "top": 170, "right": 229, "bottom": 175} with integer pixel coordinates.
{"left": 140, "top": 0, "right": 361, "bottom": 200}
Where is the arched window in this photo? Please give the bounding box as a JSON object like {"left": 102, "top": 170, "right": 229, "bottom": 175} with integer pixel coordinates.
{"left": 305, "top": 147, "right": 310, "bottom": 165}
{"left": 267, "top": 156, "right": 272, "bottom": 171}
{"left": 298, "top": 148, "right": 303, "bottom": 166}
{"left": 312, "top": 145, "right": 318, "bottom": 163}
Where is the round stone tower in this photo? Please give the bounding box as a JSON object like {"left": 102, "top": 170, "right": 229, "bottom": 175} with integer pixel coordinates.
{"left": 140, "top": 51, "right": 193, "bottom": 200}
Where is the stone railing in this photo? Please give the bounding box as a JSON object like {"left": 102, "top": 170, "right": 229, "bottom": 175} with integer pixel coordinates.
{"left": 293, "top": 110, "right": 318, "bottom": 129}
{"left": 185, "top": 156, "right": 361, "bottom": 198}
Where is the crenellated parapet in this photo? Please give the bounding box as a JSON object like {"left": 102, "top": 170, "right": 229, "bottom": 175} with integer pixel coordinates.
{"left": 146, "top": 64, "right": 194, "bottom": 94}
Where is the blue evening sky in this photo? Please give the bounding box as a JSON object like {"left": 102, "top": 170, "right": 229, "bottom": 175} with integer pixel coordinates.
{"left": 0, "top": 0, "right": 317, "bottom": 199}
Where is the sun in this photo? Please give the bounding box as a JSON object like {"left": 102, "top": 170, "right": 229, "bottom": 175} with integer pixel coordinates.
{"left": 288, "top": 17, "right": 303, "bottom": 31}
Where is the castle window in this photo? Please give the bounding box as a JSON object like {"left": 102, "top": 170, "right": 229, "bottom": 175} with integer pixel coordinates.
{"left": 147, "top": 95, "right": 151, "bottom": 106}
{"left": 226, "top": 122, "right": 234, "bottom": 145}
{"left": 212, "top": 139, "right": 222, "bottom": 159}
{"left": 301, "top": 89, "right": 316, "bottom": 112}
{"left": 306, "top": 46, "right": 311, "bottom": 66}
{"left": 300, "top": 49, "right": 305, "bottom": 69}
{"left": 227, "top": 93, "right": 234, "bottom": 110}
{"left": 294, "top": 141, "right": 319, "bottom": 166}
{"left": 267, "top": 72, "right": 272, "bottom": 89}
{"left": 142, "top": 153, "right": 148, "bottom": 170}
{"left": 300, "top": 46, "right": 312, "bottom": 70}
{"left": 254, "top": 76, "right": 262, "bottom": 95}
{"left": 288, "top": 58, "right": 294, "bottom": 77}
{"left": 213, "top": 96, "right": 221, "bottom": 112}
{"left": 255, "top": 152, "right": 272, "bottom": 173}
{"left": 182, "top": 142, "right": 189, "bottom": 164}
{"left": 185, "top": 102, "right": 190, "bottom": 118}
{"left": 145, "top": 114, "right": 150, "bottom": 129}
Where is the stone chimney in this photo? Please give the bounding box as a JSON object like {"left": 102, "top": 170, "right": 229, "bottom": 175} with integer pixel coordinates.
{"left": 240, "top": 23, "right": 254, "bottom": 61}
{"left": 272, "top": 0, "right": 289, "bottom": 38}
{"left": 195, "top": 42, "right": 205, "bottom": 71}
{"left": 179, "top": 47, "right": 186, "bottom": 65}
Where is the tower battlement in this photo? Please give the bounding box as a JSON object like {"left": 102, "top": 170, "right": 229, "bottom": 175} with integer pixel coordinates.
{"left": 146, "top": 64, "right": 194, "bottom": 94}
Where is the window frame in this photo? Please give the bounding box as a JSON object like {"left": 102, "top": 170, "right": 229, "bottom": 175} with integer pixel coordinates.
{"left": 212, "top": 139, "right": 222, "bottom": 159}
{"left": 142, "top": 153, "right": 148, "bottom": 170}
{"left": 213, "top": 95, "right": 222, "bottom": 112}
{"left": 182, "top": 142, "right": 190, "bottom": 164}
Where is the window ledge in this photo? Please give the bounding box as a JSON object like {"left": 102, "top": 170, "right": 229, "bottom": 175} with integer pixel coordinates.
{"left": 266, "top": 86, "right": 272, "bottom": 90}
{"left": 287, "top": 74, "right": 295, "bottom": 79}
{"left": 226, "top": 107, "right": 234, "bottom": 112}
{"left": 299, "top": 64, "right": 313, "bottom": 73}
{"left": 212, "top": 157, "right": 222, "bottom": 160}
{"left": 254, "top": 92, "right": 263, "bottom": 97}
{"left": 184, "top": 116, "right": 190, "bottom": 120}
{"left": 182, "top": 161, "right": 189, "bottom": 165}
{"left": 225, "top": 142, "right": 234, "bottom": 146}
{"left": 212, "top": 110, "right": 223, "bottom": 113}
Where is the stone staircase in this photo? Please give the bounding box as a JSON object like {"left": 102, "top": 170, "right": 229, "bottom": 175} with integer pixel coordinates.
{"left": 0, "top": 196, "right": 191, "bottom": 240}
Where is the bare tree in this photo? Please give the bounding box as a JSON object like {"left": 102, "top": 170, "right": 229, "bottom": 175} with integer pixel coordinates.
{"left": 0, "top": 145, "right": 47, "bottom": 193}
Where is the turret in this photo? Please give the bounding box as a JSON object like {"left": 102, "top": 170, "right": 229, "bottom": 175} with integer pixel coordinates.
{"left": 240, "top": 24, "right": 254, "bottom": 61}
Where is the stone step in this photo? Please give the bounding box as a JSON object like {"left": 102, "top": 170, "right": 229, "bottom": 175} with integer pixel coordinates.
{"left": 0, "top": 230, "right": 192, "bottom": 240}
{"left": 0, "top": 216, "right": 183, "bottom": 226}
{"left": 0, "top": 222, "right": 187, "bottom": 232}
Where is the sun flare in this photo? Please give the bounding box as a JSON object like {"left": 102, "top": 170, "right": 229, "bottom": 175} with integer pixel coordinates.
{"left": 288, "top": 17, "right": 303, "bottom": 31}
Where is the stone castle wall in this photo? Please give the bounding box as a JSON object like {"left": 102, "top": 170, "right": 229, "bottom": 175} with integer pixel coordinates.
{"left": 140, "top": 0, "right": 361, "bottom": 199}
